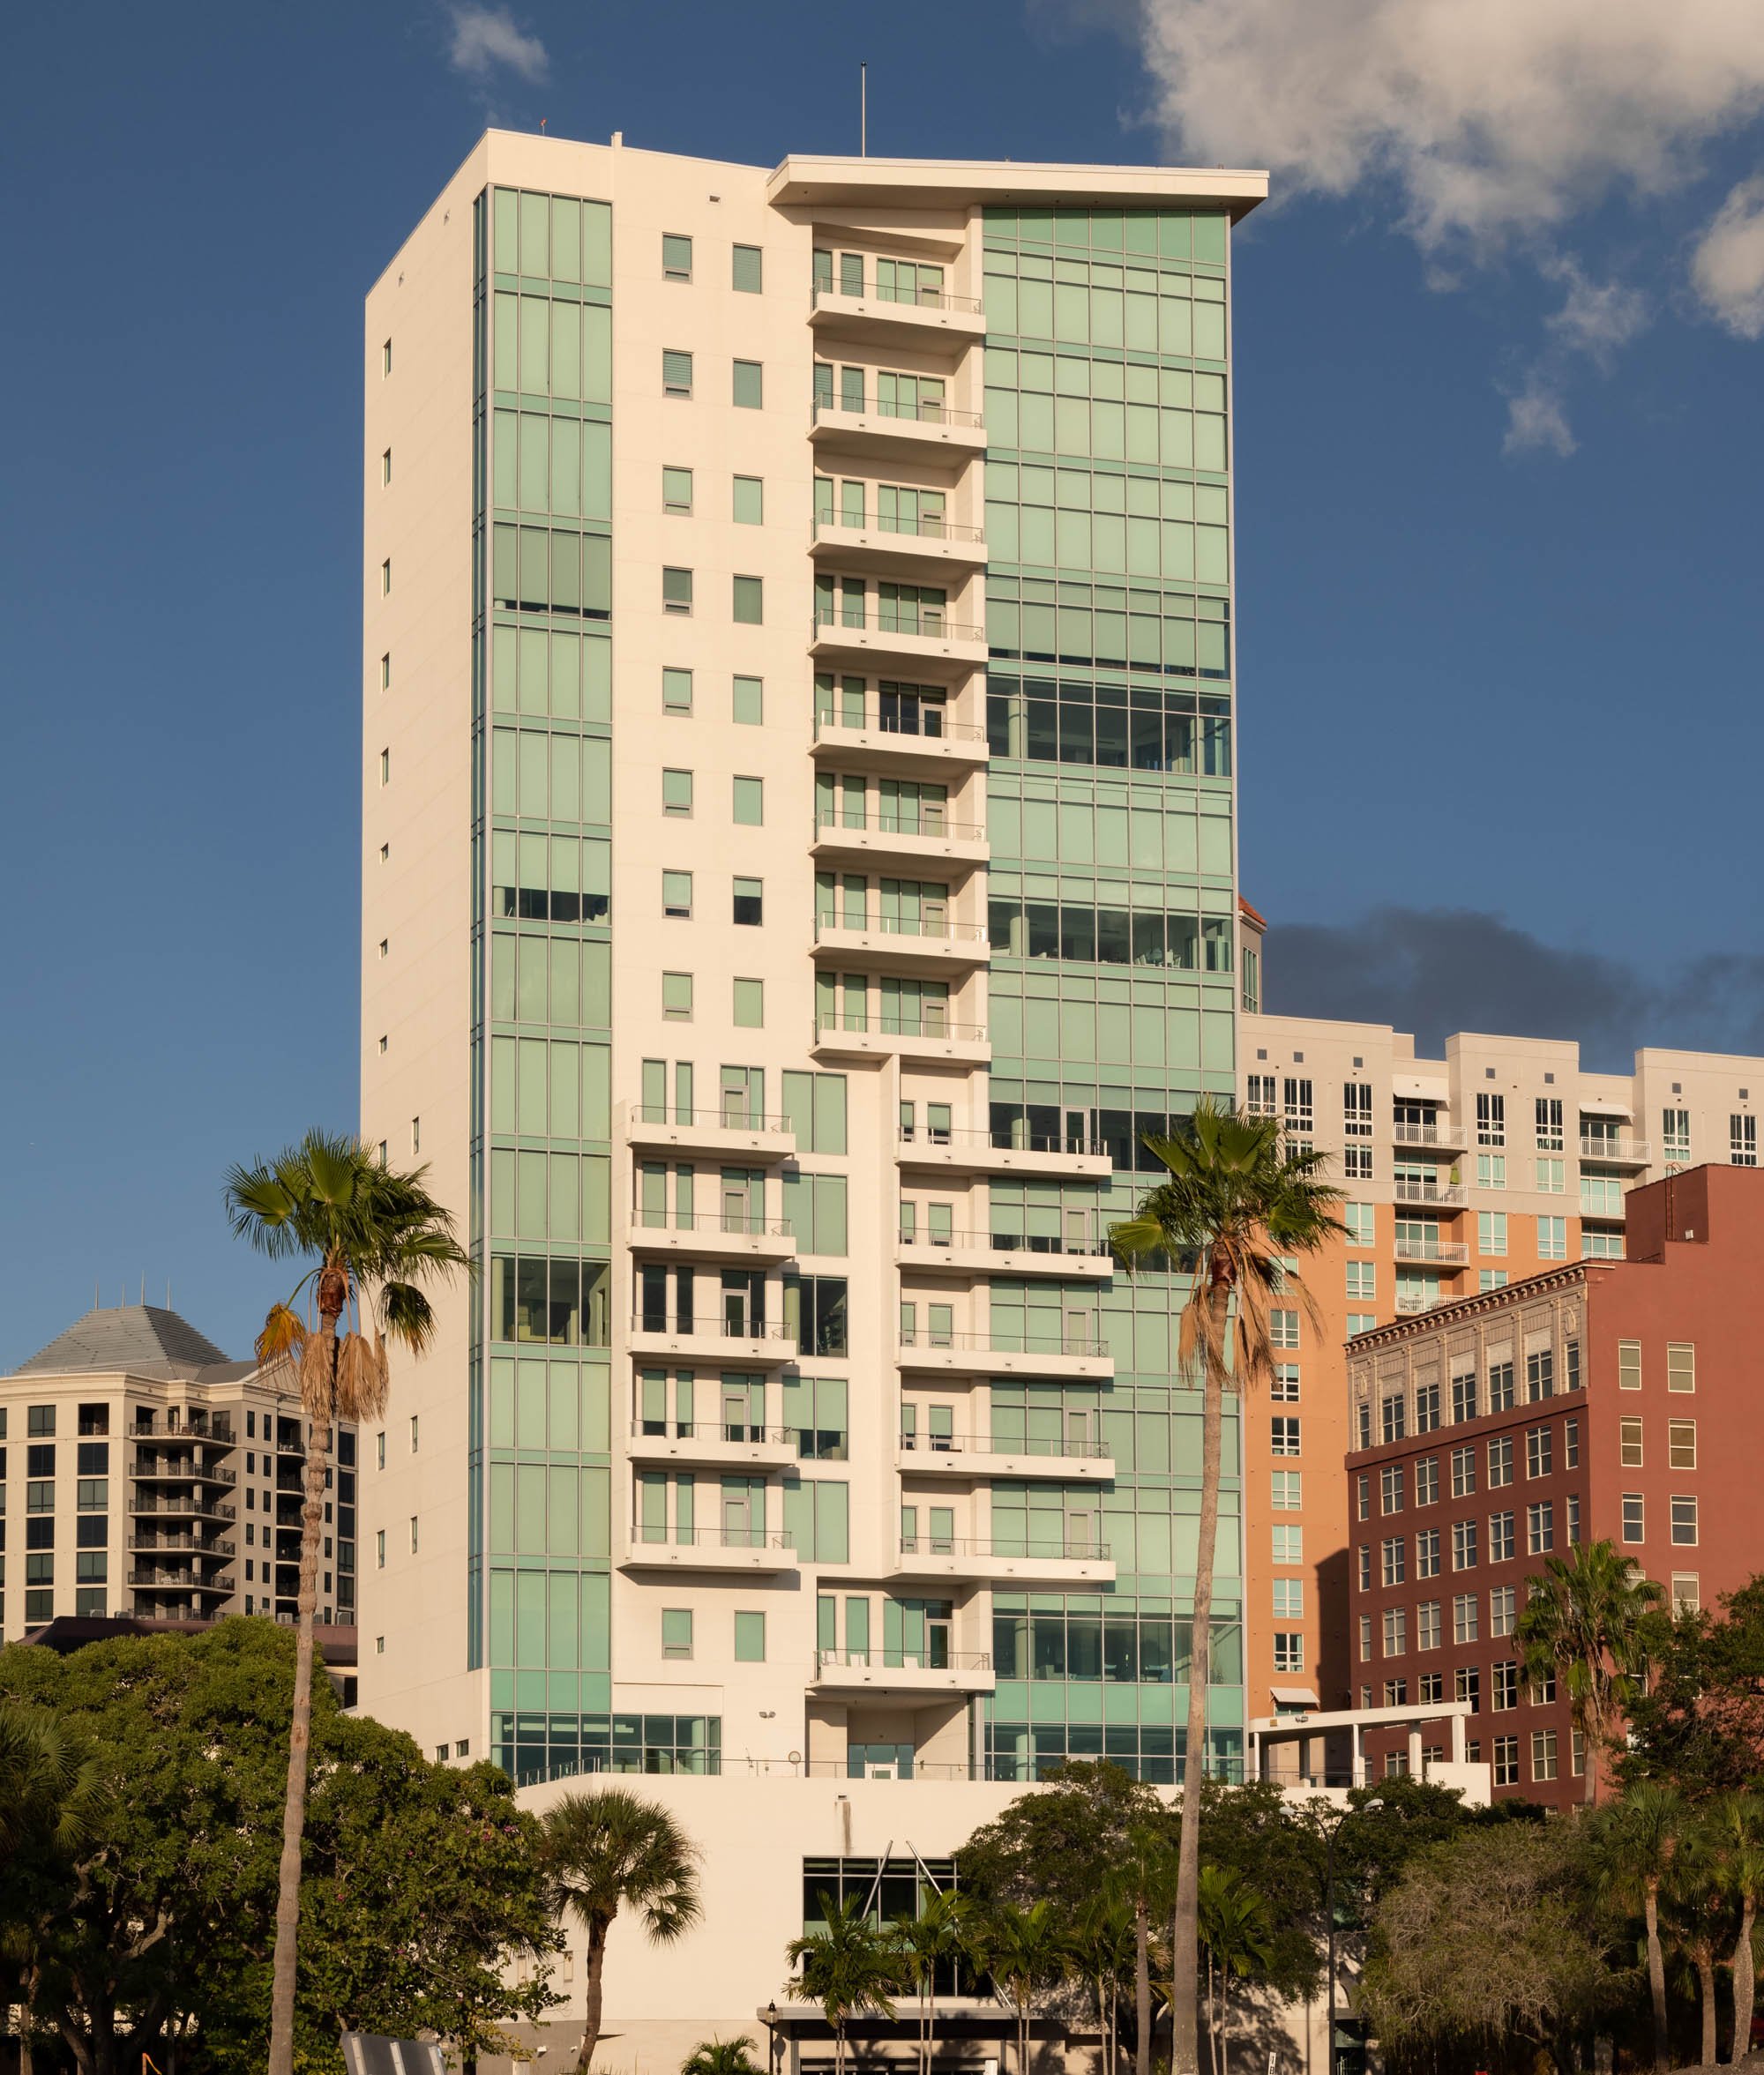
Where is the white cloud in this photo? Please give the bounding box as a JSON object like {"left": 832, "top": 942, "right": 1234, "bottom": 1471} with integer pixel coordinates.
{"left": 1133, "top": 0, "right": 1764, "bottom": 254}
{"left": 1693, "top": 175, "right": 1764, "bottom": 335}
{"left": 1502, "top": 377, "right": 1576, "bottom": 459}
{"left": 1542, "top": 260, "right": 1649, "bottom": 364}
{"left": 446, "top": 4, "right": 549, "bottom": 85}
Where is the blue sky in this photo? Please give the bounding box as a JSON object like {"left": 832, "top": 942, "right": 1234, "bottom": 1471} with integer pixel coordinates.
{"left": 3, "top": 1, "right": 1760, "bottom": 1364}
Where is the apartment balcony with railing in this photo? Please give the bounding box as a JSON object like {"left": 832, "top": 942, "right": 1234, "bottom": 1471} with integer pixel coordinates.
{"left": 624, "top": 1420, "right": 799, "bottom": 1472}
{"left": 626, "top": 1210, "right": 797, "bottom": 1264}
{"left": 895, "top": 1430, "right": 1115, "bottom": 1482}
{"left": 131, "top": 1412, "right": 235, "bottom": 1446}
{"left": 895, "top": 1226, "right": 1114, "bottom": 1280}
{"left": 896, "top": 1328, "right": 1112, "bottom": 1380}
{"left": 892, "top": 1534, "right": 1116, "bottom": 1586}
{"left": 1393, "top": 1178, "right": 1466, "bottom": 1208}
{"left": 811, "top": 1012, "right": 990, "bottom": 1066}
{"left": 895, "top": 1123, "right": 1113, "bottom": 1180}
{"left": 618, "top": 1102, "right": 796, "bottom": 1163}
{"left": 1392, "top": 1116, "right": 1469, "bottom": 1150}
{"left": 812, "top": 906, "right": 990, "bottom": 978}
{"left": 811, "top": 807, "right": 988, "bottom": 874}
{"left": 810, "top": 605, "right": 988, "bottom": 674}
{"left": 617, "top": 1526, "right": 797, "bottom": 1574}
{"left": 808, "top": 277, "right": 986, "bottom": 347}
{"left": 1392, "top": 1236, "right": 1469, "bottom": 1265}
{"left": 810, "top": 1648, "right": 997, "bottom": 1698}
{"left": 811, "top": 696, "right": 989, "bottom": 774}
{"left": 131, "top": 1453, "right": 238, "bottom": 1487}
{"left": 626, "top": 1313, "right": 796, "bottom": 1367}
{"left": 126, "top": 1492, "right": 237, "bottom": 1522}
{"left": 811, "top": 509, "right": 988, "bottom": 577}
{"left": 1579, "top": 1136, "right": 1650, "bottom": 1167}
{"left": 128, "top": 1531, "right": 235, "bottom": 1557}
{"left": 126, "top": 1567, "right": 233, "bottom": 1595}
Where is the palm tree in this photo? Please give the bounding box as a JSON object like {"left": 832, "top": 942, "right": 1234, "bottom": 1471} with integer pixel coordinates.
{"left": 227, "top": 1129, "right": 471, "bottom": 2075}
{"left": 977, "top": 1899, "right": 1071, "bottom": 2075}
{"left": 1105, "top": 1824, "right": 1178, "bottom": 2075}
{"left": 1110, "top": 1100, "right": 1342, "bottom": 2075}
{"left": 681, "top": 2040, "right": 765, "bottom": 2075}
{"left": 1594, "top": 1781, "right": 1687, "bottom": 2075}
{"left": 787, "top": 1892, "right": 901, "bottom": 2075}
{"left": 543, "top": 1787, "right": 703, "bottom": 2075}
{"left": 1195, "top": 1867, "right": 1274, "bottom": 2075}
{"left": 1071, "top": 1893, "right": 1137, "bottom": 2075}
{"left": 1710, "top": 1794, "right": 1764, "bottom": 2064}
{"left": 1515, "top": 1540, "right": 1662, "bottom": 1804}
{"left": 891, "top": 1888, "right": 970, "bottom": 2075}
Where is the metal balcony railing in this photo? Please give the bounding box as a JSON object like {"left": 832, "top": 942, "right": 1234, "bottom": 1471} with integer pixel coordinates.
{"left": 812, "top": 512, "right": 985, "bottom": 544}
{"left": 814, "top": 608, "right": 986, "bottom": 645}
{"left": 898, "top": 1327, "right": 1108, "bottom": 1359}
{"left": 629, "top": 1316, "right": 792, "bottom": 1342}
{"left": 630, "top": 1420, "right": 800, "bottom": 1447}
{"left": 630, "top": 1526, "right": 793, "bottom": 1553}
{"left": 815, "top": 913, "right": 988, "bottom": 946}
{"left": 898, "top": 1430, "right": 1110, "bottom": 1459}
{"left": 627, "top": 1105, "right": 795, "bottom": 1133}
{"left": 812, "top": 704, "right": 985, "bottom": 743}
{"left": 811, "top": 281, "right": 983, "bottom": 316}
{"left": 898, "top": 1124, "right": 1107, "bottom": 1157}
{"left": 131, "top": 1456, "right": 237, "bottom": 1486}
{"left": 127, "top": 1534, "right": 235, "bottom": 1556}
{"left": 1580, "top": 1136, "right": 1650, "bottom": 1161}
{"left": 1393, "top": 1121, "right": 1458, "bottom": 1146}
{"left": 630, "top": 1211, "right": 795, "bottom": 1240}
{"left": 899, "top": 1228, "right": 1110, "bottom": 1259}
{"left": 815, "top": 808, "right": 984, "bottom": 842}
{"left": 1393, "top": 1179, "right": 1465, "bottom": 1206}
{"left": 811, "top": 395, "right": 984, "bottom": 429}
{"left": 813, "top": 1648, "right": 992, "bottom": 1674}
{"left": 1393, "top": 1238, "right": 1469, "bottom": 1265}
{"left": 816, "top": 1013, "right": 987, "bottom": 1044}
{"left": 898, "top": 1534, "right": 1108, "bottom": 1563}
{"left": 131, "top": 1414, "right": 235, "bottom": 1442}
{"left": 127, "top": 1495, "right": 236, "bottom": 1521}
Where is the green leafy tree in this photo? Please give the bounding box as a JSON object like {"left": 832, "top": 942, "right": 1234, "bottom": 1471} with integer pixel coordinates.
{"left": 0, "top": 1623, "right": 557, "bottom": 2075}
{"left": 681, "top": 2039, "right": 765, "bottom": 2075}
{"left": 1517, "top": 1541, "right": 1662, "bottom": 1804}
{"left": 1710, "top": 1794, "right": 1764, "bottom": 2064}
{"left": 1659, "top": 1811, "right": 1731, "bottom": 2071}
{"left": 1109, "top": 1825, "right": 1178, "bottom": 2075}
{"left": 975, "top": 1900, "right": 1070, "bottom": 2075}
{"left": 1110, "top": 1101, "right": 1342, "bottom": 2075}
{"left": 955, "top": 1760, "right": 1166, "bottom": 1914}
{"left": 1624, "top": 1578, "right": 1764, "bottom": 1797}
{"left": 1593, "top": 1782, "right": 1688, "bottom": 2074}
{"left": 890, "top": 1888, "right": 970, "bottom": 2075}
{"left": 786, "top": 1892, "right": 900, "bottom": 2075}
{"left": 542, "top": 1787, "right": 703, "bottom": 2075}
{"left": 226, "top": 1130, "right": 471, "bottom": 2075}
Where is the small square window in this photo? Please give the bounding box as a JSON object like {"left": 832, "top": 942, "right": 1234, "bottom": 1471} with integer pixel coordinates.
{"left": 732, "top": 359, "right": 763, "bottom": 408}
{"left": 662, "top": 1607, "right": 694, "bottom": 1658}
{"left": 662, "top": 233, "right": 693, "bottom": 281}
{"left": 732, "top": 575, "right": 764, "bottom": 624}
{"left": 662, "top": 972, "right": 694, "bottom": 1021}
{"left": 733, "top": 475, "right": 764, "bottom": 525}
{"left": 732, "top": 776, "right": 765, "bottom": 825}
{"left": 662, "top": 668, "right": 693, "bottom": 713}
{"left": 662, "top": 348, "right": 694, "bottom": 397}
{"left": 662, "top": 769, "right": 694, "bottom": 817}
{"left": 663, "top": 567, "right": 694, "bottom": 615}
{"left": 732, "top": 244, "right": 763, "bottom": 293}
{"left": 735, "top": 1609, "right": 766, "bottom": 1660}
{"left": 662, "top": 871, "right": 694, "bottom": 919}
{"left": 733, "top": 877, "right": 764, "bottom": 926}
{"left": 662, "top": 466, "right": 694, "bottom": 514}
{"left": 733, "top": 978, "right": 765, "bottom": 1028}
{"left": 733, "top": 675, "right": 764, "bottom": 725}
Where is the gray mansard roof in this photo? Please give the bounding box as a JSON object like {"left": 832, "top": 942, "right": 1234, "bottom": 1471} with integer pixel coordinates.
{"left": 14, "top": 1305, "right": 250, "bottom": 1382}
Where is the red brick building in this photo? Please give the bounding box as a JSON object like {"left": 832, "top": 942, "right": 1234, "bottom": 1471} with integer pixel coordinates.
{"left": 1342, "top": 1165, "right": 1763, "bottom": 1809}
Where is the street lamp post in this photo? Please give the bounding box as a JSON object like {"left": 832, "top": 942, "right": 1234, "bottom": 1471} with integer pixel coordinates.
{"left": 764, "top": 2001, "right": 780, "bottom": 2075}
{"left": 1323, "top": 1797, "right": 1383, "bottom": 2075}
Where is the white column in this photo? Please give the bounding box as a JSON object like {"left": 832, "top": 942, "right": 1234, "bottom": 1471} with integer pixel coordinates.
{"left": 1450, "top": 1711, "right": 1466, "bottom": 1764}
{"left": 1408, "top": 1726, "right": 1424, "bottom": 1776}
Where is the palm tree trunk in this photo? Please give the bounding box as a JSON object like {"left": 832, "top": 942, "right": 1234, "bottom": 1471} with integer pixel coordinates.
{"left": 1172, "top": 1277, "right": 1229, "bottom": 2075}
{"left": 1644, "top": 1883, "right": 1669, "bottom": 2075}
{"left": 1730, "top": 1898, "right": 1756, "bottom": 2064}
{"left": 1581, "top": 1690, "right": 1601, "bottom": 1809}
{"left": 266, "top": 1284, "right": 341, "bottom": 2075}
{"left": 576, "top": 1923, "right": 609, "bottom": 2075}
{"left": 1697, "top": 1952, "right": 1717, "bottom": 2066}
{"left": 1134, "top": 1893, "right": 1151, "bottom": 2075}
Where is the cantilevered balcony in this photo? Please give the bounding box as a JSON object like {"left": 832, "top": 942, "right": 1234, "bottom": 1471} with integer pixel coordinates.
{"left": 618, "top": 1527, "right": 797, "bottom": 1574}
{"left": 809, "top": 392, "right": 987, "bottom": 466}
{"left": 1392, "top": 1179, "right": 1465, "bottom": 1208}
{"left": 126, "top": 1493, "right": 237, "bottom": 1523}
{"left": 1392, "top": 1117, "right": 1469, "bottom": 1151}
{"left": 618, "top": 1103, "right": 796, "bottom": 1164}
{"left": 895, "top": 1432, "right": 1115, "bottom": 1482}
{"left": 811, "top": 1016, "right": 990, "bottom": 1067}
{"left": 626, "top": 1316, "right": 796, "bottom": 1368}
{"left": 626, "top": 1212, "right": 797, "bottom": 1264}
{"left": 131, "top": 1454, "right": 237, "bottom": 1487}
{"left": 811, "top": 512, "right": 987, "bottom": 579}
{"left": 1392, "top": 1236, "right": 1469, "bottom": 1265}
{"left": 126, "top": 1568, "right": 233, "bottom": 1596}
{"left": 895, "top": 1228, "right": 1113, "bottom": 1280}
{"left": 811, "top": 702, "right": 989, "bottom": 777}
{"left": 810, "top": 1648, "right": 996, "bottom": 1698}
{"left": 808, "top": 280, "right": 986, "bottom": 349}
{"left": 895, "top": 1125, "right": 1113, "bottom": 1181}
{"left": 896, "top": 1330, "right": 1112, "bottom": 1381}
{"left": 891, "top": 1535, "right": 1116, "bottom": 1586}
{"left": 810, "top": 810, "right": 987, "bottom": 877}
{"left": 810, "top": 609, "right": 987, "bottom": 676}
{"left": 1579, "top": 1136, "right": 1650, "bottom": 1167}
{"left": 624, "top": 1421, "right": 799, "bottom": 1473}
{"left": 812, "top": 911, "right": 990, "bottom": 978}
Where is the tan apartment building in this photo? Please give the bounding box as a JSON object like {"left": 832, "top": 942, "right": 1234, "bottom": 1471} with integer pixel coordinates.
{"left": 1236, "top": 904, "right": 1764, "bottom": 1724}
{"left": 358, "top": 128, "right": 1270, "bottom": 2063}
{"left": 0, "top": 1303, "right": 355, "bottom": 1638}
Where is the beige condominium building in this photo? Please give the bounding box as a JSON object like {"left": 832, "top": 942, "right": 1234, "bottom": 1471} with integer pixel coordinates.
{"left": 0, "top": 1303, "right": 355, "bottom": 1639}
{"left": 1235, "top": 904, "right": 1764, "bottom": 1728}
{"left": 359, "top": 131, "right": 1267, "bottom": 2060}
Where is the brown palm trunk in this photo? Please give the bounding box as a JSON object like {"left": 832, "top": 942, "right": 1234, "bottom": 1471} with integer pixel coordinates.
{"left": 1696, "top": 1950, "right": 1717, "bottom": 2065}
{"left": 576, "top": 1922, "right": 609, "bottom": 2074}
{"left": 1581, "top": 1690, "right": 1601, "bottom": 1808}
{"left": 1134, "top": 1892, "right": 1151, "bottom": 2075}
{"left": 1730, "top": 1898, "right": 1757, "bottom": 2064}
{"left": 1171, "top": 1276, "right": 1229, "bottom": 2075}
{"left": 266, "top": 1281, "right": 341, "bottom": 2075}
{"left": 1644, "top": 1881, "right": 1669, "bottom": 2075}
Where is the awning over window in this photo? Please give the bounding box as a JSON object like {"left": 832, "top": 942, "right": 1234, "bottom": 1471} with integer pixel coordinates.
{"left": 1580, "top": 1096, "right": 1633, "bottom": 1117}
{"left": 1393, "top": 1075, "right": 1449, "bottom": 1101}
{"left": 1270, "top": 1686, "right": 1321, "bottom": 1708}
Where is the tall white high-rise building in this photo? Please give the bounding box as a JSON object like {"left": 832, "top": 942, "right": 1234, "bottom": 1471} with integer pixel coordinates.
{"left": 358, "top": 135, "right": 1265, "bottom": 2051}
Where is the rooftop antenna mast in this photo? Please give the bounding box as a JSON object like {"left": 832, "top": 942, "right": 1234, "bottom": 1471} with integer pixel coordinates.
{"left": 860, "top": 62, "right": 867, "bottom": 159}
